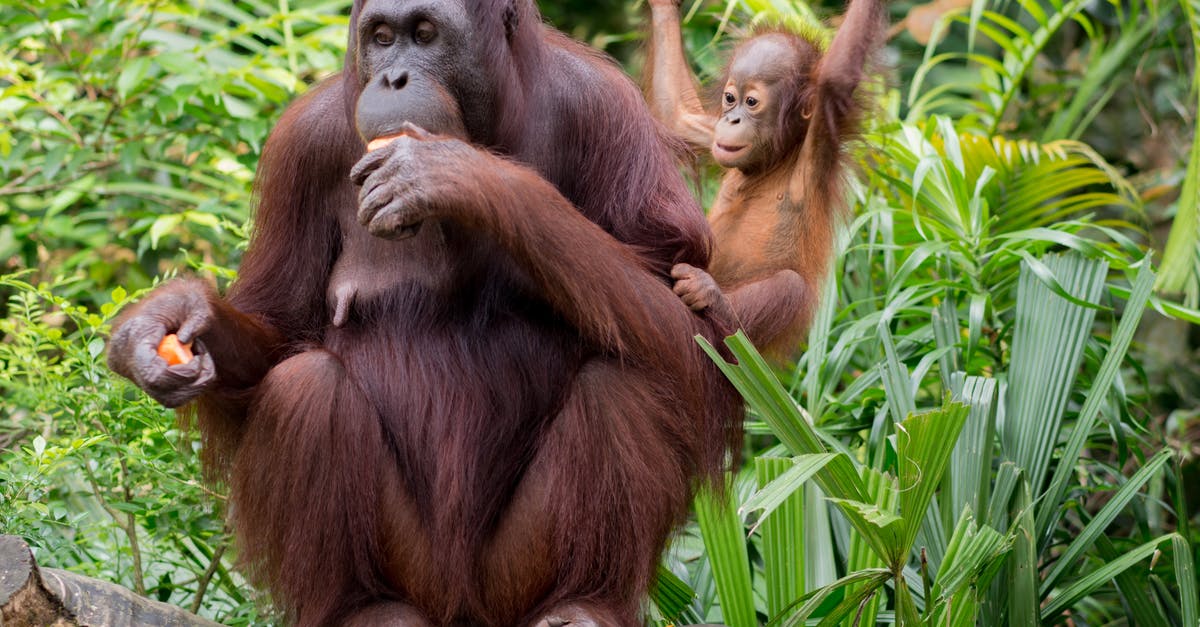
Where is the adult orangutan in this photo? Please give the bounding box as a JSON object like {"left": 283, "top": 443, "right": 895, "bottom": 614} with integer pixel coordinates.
{"left": 106, "top": 1, "right": 743, "bottom": 625}
{"left": 646, "top": 0, "right": 885, "bottom": 359}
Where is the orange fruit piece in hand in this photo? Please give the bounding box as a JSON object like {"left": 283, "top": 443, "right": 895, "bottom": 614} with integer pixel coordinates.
{"left": 157, "top": 333, "right": 194, "bottom": 366}
{"left": 367, "top": 136, "right": 399, "bottom": 152}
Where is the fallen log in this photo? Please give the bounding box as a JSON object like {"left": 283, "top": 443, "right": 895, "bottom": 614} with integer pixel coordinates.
{"left": 0, "top": 535, "right": 222, "bottom": 627}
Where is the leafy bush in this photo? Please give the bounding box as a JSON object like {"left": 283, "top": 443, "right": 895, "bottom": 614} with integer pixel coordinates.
{"left": 0, "top": 276, "right": 270, "bottom": 623}
{"left": 0, "top": 0, "right": 351, "bottom": 303}
{"left": 1, "top": 0, "right": 350, "bottom": 622}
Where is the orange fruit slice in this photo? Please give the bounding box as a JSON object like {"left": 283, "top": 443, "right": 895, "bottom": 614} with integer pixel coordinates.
{"left": 367, "top": 134, "right": 404, "bottom": 152}
{"left": 157, "top": 333, "right": 194, "bottom": 366}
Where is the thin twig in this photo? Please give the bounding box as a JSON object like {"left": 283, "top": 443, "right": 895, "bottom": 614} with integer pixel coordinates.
{"left": 81, "top": 463, "right": 146, "bottom": 595}
{"left": 0, "top": 160, "right": 117, "bottom": 196}
{"left": 117, "top": 455, "right": 147, "bottom": 596}
{"left": 81, "top": 421, "right": 147, "bottom": 597}
{"left": 190, "top": 539, "right": 228, "bottom": 614}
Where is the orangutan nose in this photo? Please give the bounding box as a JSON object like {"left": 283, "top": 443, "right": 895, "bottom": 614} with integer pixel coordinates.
{"left": 381, "top": 69, "right": 409, "bottom": 90}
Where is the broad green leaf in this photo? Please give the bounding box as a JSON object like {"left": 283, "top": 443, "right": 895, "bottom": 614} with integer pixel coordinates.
{"left": 1004, "top": 254, "right": 1106, "bottom": 496}
{"left": 896, "top": 402, "right": 969, "bottom": 556}
{"left": 651, "top": 566, "right": 702, "bottom": 625}
{"left": 804, "top": 486, "right": 838, "bottom": 592}
{"left": 932, "top": 301, "right": 961, "bottom": 390}
{"left": 695, "top": 487, "right": 756, "bottom": 627}
{"left": 802, "top": 269, "right": 840, "bottom": 420}
{"left": 117, "top": 56, "right": 153, "bottom": 99}
{"left": 775, "top": 569, "right": 891, "bottom": 627}
{"left": 699, "top": 333, "right": 868, "bottom": 505}
{"left": 813, "top": 576, "right": 888, "bottom": 627}
{"left": 894, "top": 579, "right": 923, "bottom": 626}
{"left": 1158, "top": 0, "right": 1200, "bottom": 301}
{"left": 744, "top": 454, "right": 835, "bottom": 535}
{"left": 1175, "top": 534, "right": 1199, "bottom": 627}
{"left": 1011, "top": 250, "right": 1110, "bottom": 311}
{"left": 947, "top": 375, "right": 997, "bottom": 529}
{"left": 1036, "top": 258, "right": 1156, "bottom": 545}
{"left": 987, "top": 461, "right": 1021, "bottom": 525}
{"left": 878, "top": 321, "right": 916, "bottom": 423}
{"left": 148, "top": 214, "right": 184, "bottom": 250}
{"left": 1008, "top": 477, "right": 1039, "bottom": 627}
{"left": 829, "top": 499, "right": 905, "bottom": 568}
{"left": 933, "top": 509, "right": 1010, "bottom": 602}
{"left": 845, "top": 467, "right": 896, "bottom": 627}
{"left": 753, "top": 457, "right": 814, "bottom": 619}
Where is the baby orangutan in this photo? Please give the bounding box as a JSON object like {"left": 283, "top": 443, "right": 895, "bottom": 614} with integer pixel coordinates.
{"left": 647, "top": 0, "right": 884, "bottom": 358}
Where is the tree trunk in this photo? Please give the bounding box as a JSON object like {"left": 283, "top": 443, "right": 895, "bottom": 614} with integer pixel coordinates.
{"left": 1, "top": 535, "right": 222, "bottom": 627}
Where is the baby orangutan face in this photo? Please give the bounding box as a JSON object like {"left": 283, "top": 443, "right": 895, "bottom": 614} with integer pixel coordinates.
{"left": 713, "top": 35, "right": 803, "bottom": 173}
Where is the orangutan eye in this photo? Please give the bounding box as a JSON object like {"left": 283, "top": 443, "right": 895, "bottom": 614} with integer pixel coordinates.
{"left": 373, "top": 25, "right": 396, "bottom": 46}
{"left": 724, "top": 92, "right": 735, "bottom": 105}
{"left": 746, "top": 96, "right": 759, "bottom": 108}
{"left": 414, "top": 20, "right": 437, "bottom": 44}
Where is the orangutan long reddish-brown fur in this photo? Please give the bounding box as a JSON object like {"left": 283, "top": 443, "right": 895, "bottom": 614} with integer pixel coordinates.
{"left": 107, "top": 1, "right": 742, "bottom": 625}
{"left": 646, "top": 0, "right": 884, "bottom": 359}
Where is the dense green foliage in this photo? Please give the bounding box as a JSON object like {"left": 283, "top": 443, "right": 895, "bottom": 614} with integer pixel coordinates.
{"left": 1, "top": 0, "right": 1198, "bottom": 625}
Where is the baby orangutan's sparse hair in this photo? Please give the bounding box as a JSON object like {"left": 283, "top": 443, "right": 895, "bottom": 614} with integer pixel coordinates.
{"left": 647, "top": 0, "right": 886, "bottom": 359}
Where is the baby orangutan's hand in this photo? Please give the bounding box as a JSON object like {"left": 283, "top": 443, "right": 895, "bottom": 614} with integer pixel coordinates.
{"left": 671, "top": 263, "right": 735, "bottom": 324}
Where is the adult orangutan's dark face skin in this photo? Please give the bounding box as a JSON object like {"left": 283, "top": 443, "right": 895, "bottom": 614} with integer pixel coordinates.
{"left": 354, "top": 0, "right": 488, "bottom": 143}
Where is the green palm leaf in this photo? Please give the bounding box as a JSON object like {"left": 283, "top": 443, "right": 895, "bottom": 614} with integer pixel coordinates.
{"left": 1159, "top": 0, "right": 1200, "bottom": 304}
{"left": 695, "top": 484, "right": 757, "bottom": 627}
{"left": 1040, "top": 534, "right": 1193, "bottom": 619}
{"left": 908, "top": 0, "right": 1113, "bottom": 135}
{"left": 1003, "top": 253, "right": 1108, "bottom": 495}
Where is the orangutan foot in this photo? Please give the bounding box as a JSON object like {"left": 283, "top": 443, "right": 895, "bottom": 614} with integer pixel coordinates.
{"left": 342, "top": 601, "right": 434, "bottom": 627}
{"left": 530, "top": 603, "right": 622, "bottom": 627}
